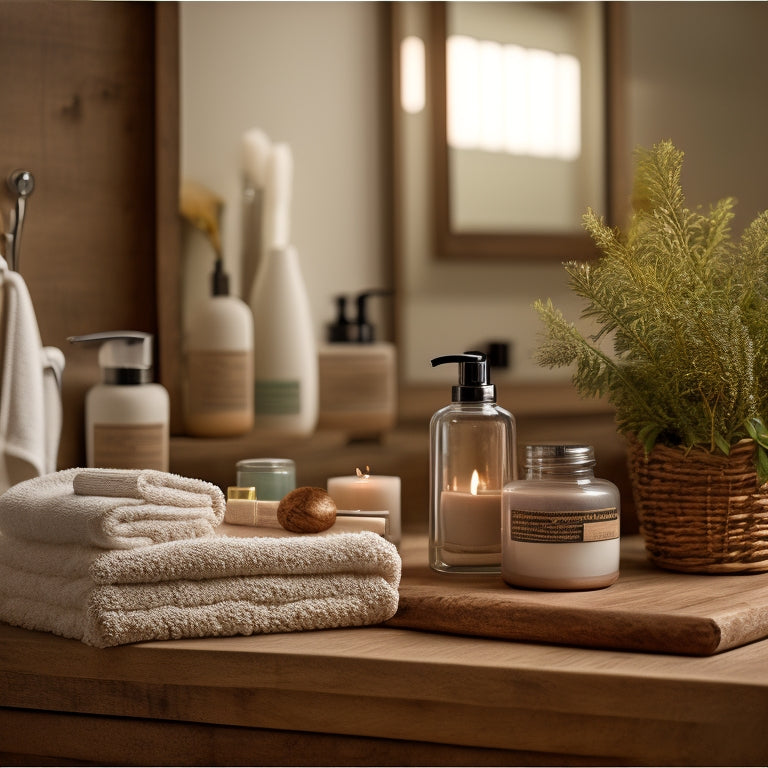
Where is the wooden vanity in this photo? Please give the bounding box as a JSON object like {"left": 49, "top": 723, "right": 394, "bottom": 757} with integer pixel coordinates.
{"left": 1, "top": 533, "right": 767, "bottom": 766}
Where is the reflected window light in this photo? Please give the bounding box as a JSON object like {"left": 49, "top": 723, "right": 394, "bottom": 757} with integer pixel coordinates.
{"left": 503, "top": 45, "right": 528, "bottom": 154}
{"left": 478, "top": 40, "right": 504, "bottom": 151}
{"left": 556, "top": 54, "right": 581, "bottom": 160}
{"left": 447, "top": 34, "right": 581, "bottom": 161}
{"left": 527, "top": 49, "right": 558, "bottom": 157}
{"left": 401, "top": 36, "right": 426, "bottom": 114}
{"left": 447, "top": 35, "right": 479, "bottom": 147}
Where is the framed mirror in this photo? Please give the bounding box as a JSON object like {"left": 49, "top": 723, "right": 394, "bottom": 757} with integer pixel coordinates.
{"left": 419, "top": 1, "right": 623, "bottom": 261}
{"left": 391, "top": 0, "right": 628, "bottom": 400}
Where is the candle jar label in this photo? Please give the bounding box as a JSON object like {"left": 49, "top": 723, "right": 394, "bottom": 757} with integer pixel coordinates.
{"left": 509, "top": 507, "right": 619, "bottom": 544}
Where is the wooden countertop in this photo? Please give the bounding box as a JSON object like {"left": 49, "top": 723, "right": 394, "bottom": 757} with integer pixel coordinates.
{"left": 1, "top": 535, "right": 768, "bottom": 766}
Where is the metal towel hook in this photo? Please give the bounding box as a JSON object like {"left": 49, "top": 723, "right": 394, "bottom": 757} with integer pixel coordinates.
{"left": 5, "top": 169, "right": 35, "bottom": 272}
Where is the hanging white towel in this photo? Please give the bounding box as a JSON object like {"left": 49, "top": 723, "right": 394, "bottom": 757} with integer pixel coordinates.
{"left": 0, "top": 256, "right": 63, "bottom": 492}
{"left": 42, "top": 346, "right": 64, "bottom": 477}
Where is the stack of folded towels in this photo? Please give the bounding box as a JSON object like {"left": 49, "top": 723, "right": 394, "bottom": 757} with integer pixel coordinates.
{"left": 0, "top": 468, "right": 401, "bottom": 647}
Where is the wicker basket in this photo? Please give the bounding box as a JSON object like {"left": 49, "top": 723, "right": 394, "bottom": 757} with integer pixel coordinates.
{"left": 627, "top": 437, "right": 768, "bottom": 573}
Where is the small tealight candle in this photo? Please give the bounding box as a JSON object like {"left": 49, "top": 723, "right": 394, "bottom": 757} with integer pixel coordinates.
{"left": 327, "top": 467, "right": 401, "bottom": 545}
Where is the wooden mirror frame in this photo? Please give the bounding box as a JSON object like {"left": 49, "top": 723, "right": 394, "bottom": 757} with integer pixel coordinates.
{"left": 430, "top": 1, "right": 626, "bottom": 261}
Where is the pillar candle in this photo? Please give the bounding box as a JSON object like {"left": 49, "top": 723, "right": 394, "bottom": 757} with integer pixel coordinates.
{"left": 439, "top": 490, "right": 501, "bottom": 550}
{"left": 327, "top": 469, "right": 401, "bottom": 545}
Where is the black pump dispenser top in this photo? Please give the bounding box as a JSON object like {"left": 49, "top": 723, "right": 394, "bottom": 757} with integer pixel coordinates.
{"left": 211, "top": 259, "right": 230, "bottom": 297}
{"left": 327, "top": 295, "right": 351, "bottom": 342}
{"left": 431, "top": 352, "right": 495, "bottom": 403}
{"left": 326, "top": 289, "right": 392, "bottom": 343}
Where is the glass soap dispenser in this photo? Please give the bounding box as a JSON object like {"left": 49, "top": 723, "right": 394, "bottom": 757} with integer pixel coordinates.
{"left": 429, "top": 353, "right": 517, "bottom": 573}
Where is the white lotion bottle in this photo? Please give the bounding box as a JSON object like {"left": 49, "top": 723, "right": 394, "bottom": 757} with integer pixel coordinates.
{"left": 248, "top": 244, "right": 318, "bottom": 436}
{"left": 183, "top": 259, "right": 254, "bottom": 437}
{"left": 68, "top": 331, "right": 169, "bottom": 471}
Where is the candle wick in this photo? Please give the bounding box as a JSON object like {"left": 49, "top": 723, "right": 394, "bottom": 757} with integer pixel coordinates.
{"left": 355, "top": 466, "right": 371, "bottom": 479}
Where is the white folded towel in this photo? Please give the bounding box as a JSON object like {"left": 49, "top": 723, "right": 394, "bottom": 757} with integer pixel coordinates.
{"left": 0, "top": 256, "right": 63, "bottom": 492}
{"left": 0, "top": 468, "right": 225, "bottom": 549}
{"left": 90, "top": 530, "right": 401, "bottom": 584}
{"left": 0, "top": 531, "right": 401, "bottom": 647}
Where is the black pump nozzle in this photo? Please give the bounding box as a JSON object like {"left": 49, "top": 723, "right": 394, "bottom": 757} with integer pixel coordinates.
{"left": 211, "top": 258, "right": 230, "bottom": 296}
{"left": 355, "top": 289, "right": 392, "bottom": 342}
{"left": 327, "top": 295, "right": 351, "bottom": 342}
{"left": 327, "top": 288, "right": 393, "bottom": 343}
{"left": 430, "top": 351, "right": 495, "bottom": 403}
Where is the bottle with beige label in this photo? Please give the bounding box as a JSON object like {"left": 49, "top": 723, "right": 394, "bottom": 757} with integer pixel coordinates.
{"left": 68, "top": 331, "right": 169, "bottom": 471}
{"left": 502, "top": 444, "right": 620, "bottom": 590}
{"left": 318, "top": 290, "right": 396, "bottom": 440}
{"left": 183, "top": 259, "right": 254, "bottom": 437}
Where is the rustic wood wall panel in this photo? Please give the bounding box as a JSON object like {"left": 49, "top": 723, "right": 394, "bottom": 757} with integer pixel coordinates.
{"left": 0, "top": 2, "right": 180, "bottom": 468}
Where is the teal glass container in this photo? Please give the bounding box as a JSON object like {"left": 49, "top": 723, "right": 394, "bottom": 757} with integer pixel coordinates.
{"left": 236, "top": 458, "right": 296, "bottom": 501}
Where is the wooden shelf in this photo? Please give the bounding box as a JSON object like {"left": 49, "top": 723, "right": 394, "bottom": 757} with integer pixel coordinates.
{"left": 170, "top": 428, "right": 431, "bottom": 529}
{"left": 397, "top": 381, "right": 613, "bottom": 425}
{"left": 169, "top": 404, "right": 638, "bottom": 535}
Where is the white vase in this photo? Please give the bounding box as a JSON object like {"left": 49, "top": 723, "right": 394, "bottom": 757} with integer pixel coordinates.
{"left": 248, "top": 245, "right": 318, "bottom": 436}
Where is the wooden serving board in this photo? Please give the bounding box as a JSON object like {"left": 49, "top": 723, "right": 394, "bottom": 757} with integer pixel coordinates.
{"left": 386, "top": 535, "right": 768, "bottom": 656}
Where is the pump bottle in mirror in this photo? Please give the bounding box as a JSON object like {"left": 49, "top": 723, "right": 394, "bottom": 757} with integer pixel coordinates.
{"left": 318, "top": 289, "right": 396, "bottom": 439}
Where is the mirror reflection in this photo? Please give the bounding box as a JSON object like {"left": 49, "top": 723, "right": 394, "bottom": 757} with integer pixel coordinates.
{"left": 442, "top": 2, "right": 605, "bottom": 238}
{"left": 393, "top": 1, "right": 768, "bottom": 386}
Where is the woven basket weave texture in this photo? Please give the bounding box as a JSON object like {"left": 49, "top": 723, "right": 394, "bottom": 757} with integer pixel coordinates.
{"left": 627, "top": 438, "right": 768, "bottom": 573}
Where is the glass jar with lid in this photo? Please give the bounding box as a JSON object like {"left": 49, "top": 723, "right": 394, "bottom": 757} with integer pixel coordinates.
{"left": 502, "top": 443, "right": 620, "bottom": 590}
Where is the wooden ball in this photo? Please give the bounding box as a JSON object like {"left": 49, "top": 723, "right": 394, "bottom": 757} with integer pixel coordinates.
{"left": 277, "top": 487, "right": 337, "bottom": 533}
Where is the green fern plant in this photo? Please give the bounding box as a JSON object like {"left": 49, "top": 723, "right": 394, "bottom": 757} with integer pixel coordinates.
{"left": 535, "top": 140, "right": 768, "bottom": 480}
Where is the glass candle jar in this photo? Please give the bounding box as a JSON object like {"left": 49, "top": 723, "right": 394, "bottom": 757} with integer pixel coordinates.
{"left": 429, "top": 353, "right": 517, "bottom": 574}
{"left": 502, "top": 444, "right": 620, "bottom": 590}
{"left": 236, "top": 458, "right": 296, "bottom": 501}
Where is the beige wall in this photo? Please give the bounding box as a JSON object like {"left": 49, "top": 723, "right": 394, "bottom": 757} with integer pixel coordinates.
{"left": 180, "top": 2, "right": 389, "bottom": 341}
{"left": 181, "top": 2, "right": 768, "bottom": 387}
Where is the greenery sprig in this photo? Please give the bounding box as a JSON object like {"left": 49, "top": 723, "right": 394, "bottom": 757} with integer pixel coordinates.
{"left": 534, "top": 140, "right": 768, "bottom": 480}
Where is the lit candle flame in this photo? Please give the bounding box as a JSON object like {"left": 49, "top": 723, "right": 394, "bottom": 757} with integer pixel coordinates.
{"left": 355, "top": 466, "right": 371, "bottom": 479}
{"left": 470, "top": 469, "right": 479, "bottom": 495}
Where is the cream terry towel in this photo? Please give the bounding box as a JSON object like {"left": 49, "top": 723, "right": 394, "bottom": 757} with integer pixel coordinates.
{"left": 0, "top": 256, "right": 64, "bottom": 492}
{"left": 0, "top": 468, "right": 225, "bottom": 548}
{"left": 0, "top": 531, "right": 401, "bottom": 647}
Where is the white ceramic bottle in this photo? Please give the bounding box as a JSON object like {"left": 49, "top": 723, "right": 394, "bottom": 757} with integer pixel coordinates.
{"left": 183, "top": 260, "right": 254, "bottom": 437}
{"left": 68, "top": 331, "right": 169, "bottom": 471}
{"left": 248, "top": 245, "right": 318, "bottom": 436}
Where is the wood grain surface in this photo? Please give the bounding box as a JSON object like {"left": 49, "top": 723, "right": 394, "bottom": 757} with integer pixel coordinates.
{"left": 2, "top": 530, "right": 768, "bottom": 764}
{"left": 387, "top": 535, "right": 768, "bottom": 655}
{"left": 0, "top": 2, "right": 181, "bottom": 458}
